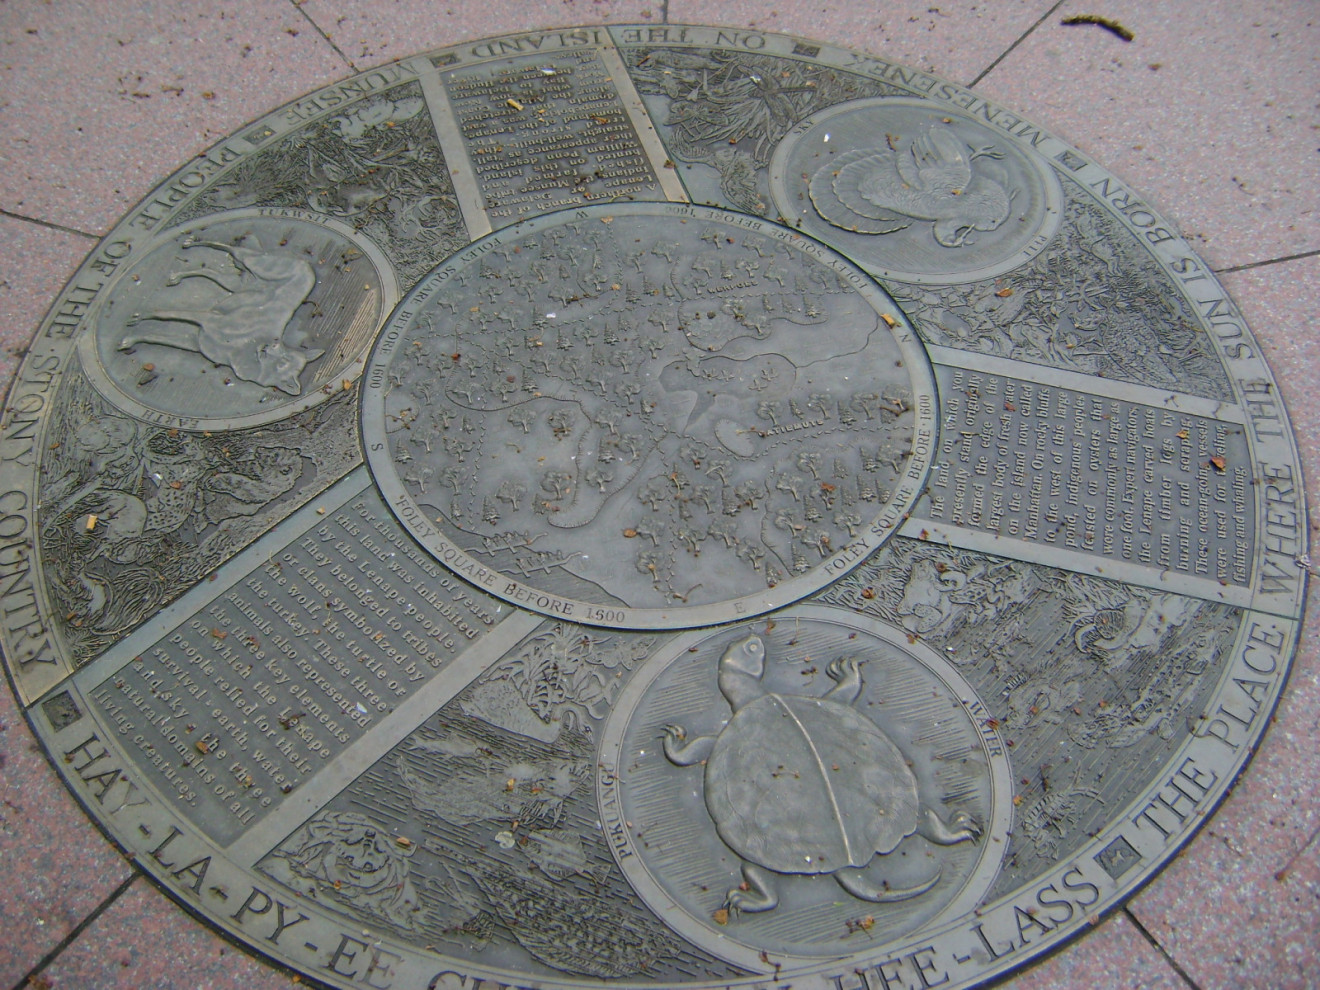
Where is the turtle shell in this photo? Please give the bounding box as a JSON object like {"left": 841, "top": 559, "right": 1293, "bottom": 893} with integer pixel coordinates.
{"left": 704, "top": 693, "right": 920, "bottom": 875}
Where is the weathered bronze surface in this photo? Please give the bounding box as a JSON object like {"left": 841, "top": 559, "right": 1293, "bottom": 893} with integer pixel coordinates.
{"left": 1, "top": 25, "right": 1306, "bottom": 990}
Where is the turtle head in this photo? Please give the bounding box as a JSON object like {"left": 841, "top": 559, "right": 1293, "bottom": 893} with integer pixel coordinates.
{"left": 721, "top": 633, "right": 765, "bottom": 678}
{"left": 718, "top": 633, "right": 767, "bottom": 710}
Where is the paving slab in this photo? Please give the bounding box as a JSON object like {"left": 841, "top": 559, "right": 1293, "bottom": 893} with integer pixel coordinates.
{"left": 1131, "top": 813, "right": 1320, "bottom": 990}
{"left": 298, "top": 0, "right": 664, "bottom": 69}
{"left": 973, "top": 0, "right": 1320, "bottom": 271}
{"left": 1004, "top": 910, "right": 1189, "bottom": 990}
{"left": 0, "top": 0, "right": 347, "bottom": 236}
{"left": 0, "top": 671, "right": 132, "bottom": 988}
{"left": 666, "top": 0, "right": 1061, "bottom": 85}
{"left": 21, "top": 879, "right": 295, "bottom": 990}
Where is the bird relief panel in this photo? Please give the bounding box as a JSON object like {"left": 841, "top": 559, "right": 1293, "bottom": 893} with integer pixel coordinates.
{"left": 770, "top": 98, "right": 1064, "bottom": 283}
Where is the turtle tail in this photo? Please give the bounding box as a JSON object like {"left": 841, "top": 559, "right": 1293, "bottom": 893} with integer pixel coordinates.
{"left": 835, "top": 865, "right": 940, "bottom": 903}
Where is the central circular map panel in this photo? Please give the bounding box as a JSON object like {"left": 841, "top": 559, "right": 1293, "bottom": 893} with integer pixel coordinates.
{"left": 363, "top": 202, "right": 937, "bottom": 628}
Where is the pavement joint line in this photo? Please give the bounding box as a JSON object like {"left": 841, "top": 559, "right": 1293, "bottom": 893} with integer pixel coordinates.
{"left": 0, "top": 208, "right": 99, "bottom": 241}
{"left": 288, "top": 0, "right": 355, "bottom": 71}
{"left": 1122, "top": 906, "right": 1203, "bottom": 990}
{"left": 1216, "top": 247, "right": 1320, "bottom": 275}
{"left": 966, "top": 0, "right": 1069, "bottom": 88}
{"left": 1273, "top": 819, "right": 1320, "bottom": 882}
{"left": 10, "top": 872, "right": 138, "bottom": 990}
{"left": 661, "top": 0, "right": 670, "bottom": 24}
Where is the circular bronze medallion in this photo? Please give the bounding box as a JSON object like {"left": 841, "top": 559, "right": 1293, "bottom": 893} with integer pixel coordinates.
{"left": 79, "top": 208, "right": 398, "bottom": 430}
{"left": 599, "top": 606, "right": 1012, "bottom": 967}
{"left": 769, "top": 98, "right": 1064, "bottom": 283}
{"left": 362, "top": 202, "right": 936, "bottom": 628}
{"left": 1, "top": 24, "right": 1306, "bottom": 990}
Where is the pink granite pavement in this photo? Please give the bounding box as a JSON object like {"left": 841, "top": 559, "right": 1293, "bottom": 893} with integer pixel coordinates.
{"left": 0, "top": 1, "right": 1316, "bottom": 987}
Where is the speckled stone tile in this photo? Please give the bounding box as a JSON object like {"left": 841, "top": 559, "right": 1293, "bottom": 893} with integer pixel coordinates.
{"left": 22, "top": 878, "right": 295, "bottom": 990}
{"left": 1130, "top": 809, "right": 1320, "bottom": 990}
{"left": 298, "top": 0, "right": 664, "bottom": 68}
{"left": 0, "top": 215, "right": 95, "bottom": 389}
{"left": 666, "top": 0, "right": 1061, "bottom": 84}
{"left": 0, "top": 681, "right": 133, "bottom": 989}
{"left": 974, "top": 0, "right": 1320, "bottom": 270}
{"left": 0, "top": 0, "right": 347, "bottom": 236}
{"left": 1128, "top": 253, "right": 1320, "bottom": 990}
{"left": 999, "top": 911, "right": 1188, "bottom": 990}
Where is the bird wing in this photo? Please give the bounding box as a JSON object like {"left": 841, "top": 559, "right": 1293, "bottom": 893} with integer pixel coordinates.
{"left": 897, "top": 124, "right": 973, "bottom": 200}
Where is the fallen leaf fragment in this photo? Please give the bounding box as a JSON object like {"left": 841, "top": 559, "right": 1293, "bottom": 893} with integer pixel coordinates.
{"left": 1062, "top": 14, "right": 1135, "bottom": 41}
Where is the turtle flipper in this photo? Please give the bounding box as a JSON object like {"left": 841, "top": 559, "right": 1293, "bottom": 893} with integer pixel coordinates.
{"left": 835, "top": 865, "right": 940, "bottom": 903}
{"left": 916, "top": 807, "right": 981, "bottom": 846}
{"left": 660, "top": 725, "right": 716, "bottom": 766}
{"left": 823, "top": 655, "right": 863, "bottom": 704}
{"left": 726, "top": 863, "right": 778, "bottom": 915}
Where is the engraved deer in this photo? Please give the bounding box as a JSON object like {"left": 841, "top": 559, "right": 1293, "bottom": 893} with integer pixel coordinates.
{"left": 121, "top": 234, "right": 324, "bottom": 394}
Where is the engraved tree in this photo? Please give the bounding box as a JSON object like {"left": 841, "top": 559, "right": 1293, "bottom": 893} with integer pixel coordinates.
{"left": 638, "top": 475, "right": 670, "bottom": 512}
{"left": 675, "top": 525, "right": 706, "bottom": 555}
{"left": 583, "top": 466, "right": 614, "bottom": 493}
{"left": 507, "top": 407, "right": 535, "bottom": 435}
{"left": 495, "top": 480, "right": 527, "bottom": 511}
{"left": 541, "top": 470, "right": 572, "bottom": 502}
{"left": 733, "top": 480, "right": 766, "bottom": 509}
{"left": 834, "top": 510, "right": 863, "bottom": 537}
{"left": 851, "top": 392, "right": 882, "bottom": 421}
{"left": 635, "top": 547, "right": 667, "bottom": 588}
{"left": 547, "top": 410, "right": 573, "bottom": 438}
{"left": 708, "top": 515, "right": 738, "bottom": 548}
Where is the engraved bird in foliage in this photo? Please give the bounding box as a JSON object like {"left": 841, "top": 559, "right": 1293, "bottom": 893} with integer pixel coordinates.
{"left": 810, "top": 122, "right": 1015, "bottom": 247}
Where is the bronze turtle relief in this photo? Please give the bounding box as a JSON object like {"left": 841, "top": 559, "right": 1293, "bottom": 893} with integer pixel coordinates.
{"left": 1, "top": 23, "right": 1305, "bottom": 990}
{"left": 662, "top": 632, "right": 982, "bottom": 913}
{"left": 602, "top": 609, "right": 1011, "bottom": 965}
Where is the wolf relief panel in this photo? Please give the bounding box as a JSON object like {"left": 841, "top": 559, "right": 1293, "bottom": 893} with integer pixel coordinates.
{"left": 81, "top": 209, "right": 395, "bottom": 428}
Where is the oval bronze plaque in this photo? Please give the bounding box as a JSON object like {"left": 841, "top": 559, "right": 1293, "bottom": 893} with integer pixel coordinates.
{"left": 2, "top": 25, "right": 1306, "bottom": 990}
